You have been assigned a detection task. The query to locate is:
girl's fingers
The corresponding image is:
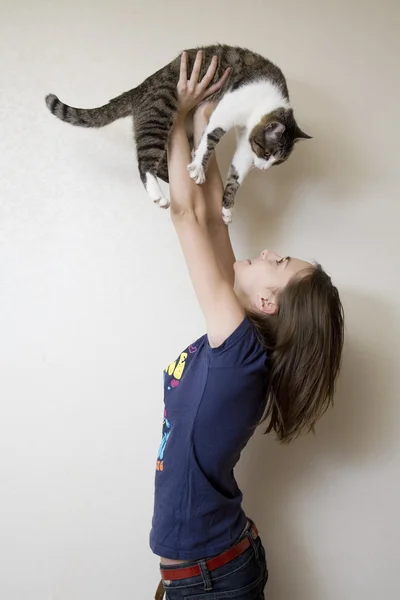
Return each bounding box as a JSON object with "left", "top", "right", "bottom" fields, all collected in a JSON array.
[
  {"left": 178, "top": 51, "right": 229, "bottom": 111},
  {"left": 190, "top": 50, "right": 203, "bottom": 84},
  {"left": 179, "top": 51, "right": 188, "bottom": 83},
  {"left": 200, "top": 55, "right": 218, "bottom": 89},
  {"left": 201, "top": 67, "right": 231, "bottom": 99}
]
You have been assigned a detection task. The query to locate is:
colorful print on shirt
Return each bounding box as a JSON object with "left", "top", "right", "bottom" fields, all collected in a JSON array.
[{"left": 155, "top": 343, "right": 198, "bottom": 472}]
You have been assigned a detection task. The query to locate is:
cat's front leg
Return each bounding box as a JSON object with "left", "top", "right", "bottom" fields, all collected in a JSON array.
[
  {"left": 222, "top": 132, "right": 254, "bottom": 224},
  {"left": 187, "top": 103, "right": 233, "bottom": 184}
]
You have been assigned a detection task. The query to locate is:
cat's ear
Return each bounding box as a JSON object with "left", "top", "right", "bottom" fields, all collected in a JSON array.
[
  {"left": 294, "top": 126, "right": 312, "bottom": 141},
  {"left": 264, "top": 121, "right": 285, "bottom": 140}
]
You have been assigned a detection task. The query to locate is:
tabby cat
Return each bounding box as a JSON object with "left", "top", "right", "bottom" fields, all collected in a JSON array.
[{"left": 45, "top": 44, "right": 311, "bottom": 223}]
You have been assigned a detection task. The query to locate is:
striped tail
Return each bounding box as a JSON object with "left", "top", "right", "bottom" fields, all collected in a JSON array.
[{"left": 45, "top": 90, "right": 133, "bottom": 128}]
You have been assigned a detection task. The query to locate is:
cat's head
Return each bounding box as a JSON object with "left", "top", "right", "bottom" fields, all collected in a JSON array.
[{"left": 249, "top": 108, "right": 311, "bottom": 170}]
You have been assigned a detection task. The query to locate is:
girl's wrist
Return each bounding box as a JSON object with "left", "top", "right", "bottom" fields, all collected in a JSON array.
[{"left": 193, "top": 111, "right": 209, "bottom": 145}]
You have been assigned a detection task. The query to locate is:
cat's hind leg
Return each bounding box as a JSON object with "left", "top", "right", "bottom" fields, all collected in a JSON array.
[
  {"left": 157, "top": 152, "right": 169, "bottom": 184},
  {"left": 134, "top": 104, "right": 176, "bottom": 208},
  {"left": 141, "top": 171, "right": 169, "bottom": 208}
]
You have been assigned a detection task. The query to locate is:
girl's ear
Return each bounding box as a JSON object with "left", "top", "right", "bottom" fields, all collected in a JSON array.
[{"left": 256, "top": 292, "right": 278, "bottom": 315}]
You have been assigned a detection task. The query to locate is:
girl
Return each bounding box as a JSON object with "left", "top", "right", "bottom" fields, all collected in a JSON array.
[{"left": 152, "top": 51, "right": 344, "bottom": 600}]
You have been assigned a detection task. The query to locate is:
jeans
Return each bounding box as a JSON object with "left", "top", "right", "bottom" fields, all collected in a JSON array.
[{"left": 160, "top": 531, "right": 268, "bottom": 599}]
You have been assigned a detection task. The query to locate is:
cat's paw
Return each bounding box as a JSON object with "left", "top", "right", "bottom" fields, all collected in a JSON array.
[
  {"left": 154, "top": 196, "right": 170, "bottom": 209},
  {"left": 187, "top": 161, "right": 206, "bottom": 185},
  {"left": 145, "top": 173, "right": 170, "bottom": 208},
  {"left": 222, "top": 207, "right": 233, "bottom": 225}
]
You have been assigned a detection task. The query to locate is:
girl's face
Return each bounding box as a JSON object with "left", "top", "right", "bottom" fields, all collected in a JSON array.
[{"left": 234, "top": 250, "right": 312, "bottom": 314}]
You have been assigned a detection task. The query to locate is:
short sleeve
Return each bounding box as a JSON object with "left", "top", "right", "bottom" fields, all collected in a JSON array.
[{"left": 207, "top": 317, "right": 266, "bottom": 368}]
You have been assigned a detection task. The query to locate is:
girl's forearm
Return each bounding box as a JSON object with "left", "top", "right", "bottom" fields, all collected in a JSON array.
[
  {"left": 167, "top": 50, "right": 231, "bottom": 222},
  {"left": 193, "top": 108, "right": 236, "bottom": 284},
  {"left": 192, "top": 110, "right": 225, "bottom": 224},
  {"left": 167, "top": 117, "right": 206, "bottom": 220}
]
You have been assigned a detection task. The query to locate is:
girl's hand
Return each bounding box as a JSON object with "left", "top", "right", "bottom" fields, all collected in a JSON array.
[
  {"left": 193, "top": 99, "right": 219, "bottom": 125},
  {"left": 176, "top": 50, "right": 230, "bottom": 118}
]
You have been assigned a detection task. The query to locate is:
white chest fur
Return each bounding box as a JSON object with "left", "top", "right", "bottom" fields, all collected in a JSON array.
[{"left": 216, "top": 79, "right": 291, "bottom": 130}]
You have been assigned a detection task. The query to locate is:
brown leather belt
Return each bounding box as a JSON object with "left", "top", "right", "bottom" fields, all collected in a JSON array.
[{"left": 160, "top": 522, "right": 258, "bottom": 582}]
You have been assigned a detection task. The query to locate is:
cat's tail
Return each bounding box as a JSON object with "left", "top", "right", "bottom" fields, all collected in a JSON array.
[{"left": 45, "top": 90, "right": 134, "bottom": 128}]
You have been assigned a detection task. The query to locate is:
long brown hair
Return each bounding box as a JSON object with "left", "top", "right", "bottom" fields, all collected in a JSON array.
[{"left": 247, "top": 264, "right": 344, "bottom": 443}]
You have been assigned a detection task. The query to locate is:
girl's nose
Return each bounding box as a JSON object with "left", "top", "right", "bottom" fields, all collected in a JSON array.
[{"left": 261, "top": 250, "right": 281, "bottom": 261}]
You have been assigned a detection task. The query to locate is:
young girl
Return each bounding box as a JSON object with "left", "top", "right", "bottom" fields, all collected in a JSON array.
[{"left": 151, "top": 52, "right": 344, "bottom": 600}]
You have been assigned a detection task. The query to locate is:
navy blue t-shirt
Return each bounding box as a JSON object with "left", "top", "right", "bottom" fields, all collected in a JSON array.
[{"left": 150, "top": 317, "right": 269, "bottom": 560}]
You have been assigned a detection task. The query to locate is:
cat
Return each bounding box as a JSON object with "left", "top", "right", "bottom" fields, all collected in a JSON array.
[{"left": 45, "top": 44, "right": 311, "bottom": 223}]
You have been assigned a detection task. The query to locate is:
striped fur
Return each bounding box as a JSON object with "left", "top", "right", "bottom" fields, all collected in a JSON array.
[{"left": 45, "top": 44, "right": 310, "bottom": 214}]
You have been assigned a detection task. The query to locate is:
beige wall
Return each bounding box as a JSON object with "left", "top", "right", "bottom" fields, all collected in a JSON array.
[{"left": 1, "top": 1, "right": 399, "bottom": 598}]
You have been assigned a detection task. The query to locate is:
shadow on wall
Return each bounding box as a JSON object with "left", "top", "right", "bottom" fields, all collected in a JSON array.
[
  {"left": 237, "top": 290, "right": 398, "bottom": 600},
  {"left": 226, "top": 80, "right": 390, "bottom": 599},
  {"left": 217, "top": 79, "right": 372, "bottom": 253}
]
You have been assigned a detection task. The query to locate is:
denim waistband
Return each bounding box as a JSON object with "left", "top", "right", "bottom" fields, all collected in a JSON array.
[{"left": 159, "top": 518, "right": 254, "bottom": 569}]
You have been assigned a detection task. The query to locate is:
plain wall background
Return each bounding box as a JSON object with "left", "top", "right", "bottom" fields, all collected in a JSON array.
[{"left": 1, "top": 0, "right": 399, "bottom": 598}]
